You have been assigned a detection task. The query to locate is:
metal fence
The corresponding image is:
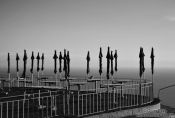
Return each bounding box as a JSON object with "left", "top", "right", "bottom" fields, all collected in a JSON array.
[{"left": 0, "top": 80, "right": 153, "bottom": 118}]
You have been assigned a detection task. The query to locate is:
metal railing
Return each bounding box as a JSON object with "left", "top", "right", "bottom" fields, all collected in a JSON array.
[{"left": 0, "top": 80, "right": 153, "bottom": 118}]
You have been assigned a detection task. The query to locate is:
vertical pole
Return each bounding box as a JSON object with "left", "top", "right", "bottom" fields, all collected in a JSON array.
[
  {"left": 31, "top": 73, "right": 33, "bottom": 87},
  {"left": 18, "top": 100, "right": 19, "bottom": 118},
  {"left": 8, "top": 73, "right": 10, "bottom": 91},
  {"left": 7, "top": 102, "right": 8, "bottom": 118},
  {"left": 12, "top": 101, "right": 14, "bottom": 118},
  {"left": 152, "top": 74, "right": 154, "bottom": 101},
  {"left": 17, "top": 72, "right": 19, "bottom": 87},
  {"left": 63, "top": 94, "right": 65, "bottom": 115},
  {"left": 55, "top": 73, "right": 57, "bottom": 87},
  {"left": 77, "top": 91, "right": 79, "bottom": 116},
  {"left": 73, "top": 94, "right": 74, "bottom": 116},
  {"left": 95, "top": 81, "right": 97, "bottom": 93},
  {"left": 1, "top": 103, "right": 2, "bottom": 118},
  {"left": 37, "top": 72, "right": 39, "bottom": 86}
]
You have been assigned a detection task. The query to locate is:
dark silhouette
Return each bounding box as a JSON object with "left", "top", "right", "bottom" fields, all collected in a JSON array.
[
  {"left": 7, "top": 53, "right": 10, "bottom": 74},
  {"left": 63, "top": 49, "right": 67, "bottom": 78},
  {"left": 36, "top": 53, "right": 40, "bottom": 72},
  {"left": 110, "top": 51, "right": 114, "bottom": 76},
  {"left": 150, "top": 47, "right": 154, "bottom": 75},
  {"left": 30, "top": 52, "right": 34, "bottom": 73},
  {"left": 114, "top": 50, "right": 118, "bottom": 72},
  {"left": 139, "top": 47, "right": 145, "bottom": 78},
  {"left": 106, "top": 47, "right": 111, "bottom": 79},
  {"left": 16, "top": 53, "right": 20, "bottom": 72},
  {"left": 99, "top": 47, "right": 103, "bottom": 76},
  {"left": 59, "top": 52, "right": 63, "bottom": 73},
  {"left": 53, "top": 50, "right": 58, "bottom": 74},
  {"left": 22, "top": 50, "right": 27, "bottom": 78},
  {"left": 41, "top": 53, "right": 44, "bottom": 71},
  {"left": 86, "top": 51, "right": 90, "bottom": 75},
  {"left": 67, "top": 51, "right": 70, "bottom": 77}
]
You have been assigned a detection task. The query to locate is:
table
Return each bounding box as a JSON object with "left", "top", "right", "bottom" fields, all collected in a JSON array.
[
  {"left": 87, "top": 78, "right": 101, "bottom": 92},
  {"left": 40, "top": 80, "right": 57, "bottom": 86},
  {"left": 70, "top": 82, "right": 87, "bottom": 91}
]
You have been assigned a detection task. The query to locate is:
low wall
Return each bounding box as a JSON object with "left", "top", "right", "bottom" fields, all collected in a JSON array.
[{"left": 85, "top": 99, "right": 160, "bottom": 118}]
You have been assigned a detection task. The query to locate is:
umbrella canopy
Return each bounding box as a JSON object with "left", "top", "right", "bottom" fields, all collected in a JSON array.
[
  {"left": 59, "top": 52, "right": 63, "bottom": 73},
  {"left": 86, "top": 51, "right": 90, "bottom": 75},
  {"left": 16, "top": 53, "right": 20, "bottom": 72},
  {"left": 106, "top": 47, "right": 111, "bottom": 79},
  {"left": 36, "top": 52, "right": 40, "bottom": 72},
  {"left": 150, "top": 47, "right": 154, "bottom": 75},
  {"left": 114, "top": 50, "right": 118, "bottom": 72},
  {"left": 41, "top": 53, "right": 44, "bottom": 71},
  {"left": 139, "top": 47, "right": 145, "bottom": 78},
  {"left": 30, "top": 51, "right": 34, "bottom": 73},
  {"left": 99, "top": 47, "right": 103, "bottom": 75},
  {"left": 22, "top": 50, "right": 27, "bottom": 78},
  {"left": 67, "top": 51, "right": 70, "bottom": 77},
  {"left": 53, "top": 50, "right": 58, "bottom": 74},
  {"left": 63, "top": 49, "right": 67, "bottom": 78},
  {"left": 7, "top": 53, "right": 10, "bottom": 73},
  {"left": 110, "top": 51, "right": 114, "bottom": 76}
]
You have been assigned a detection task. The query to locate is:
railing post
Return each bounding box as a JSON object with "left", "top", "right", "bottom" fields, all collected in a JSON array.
[
  {"left": 73, "top": 94, "right": 74, "bottom": 116},
  {"left": 63, "top": 92, "right": 65, "bottom": 115},
  {"left": 77, "top": 91, "right": 79, "bottom": 116},
  {"left": 1, "top": 102, "right": 2, "bottom": 118},
  {"left": 6, "top": 102, "right": 8, "bottom": 118}
]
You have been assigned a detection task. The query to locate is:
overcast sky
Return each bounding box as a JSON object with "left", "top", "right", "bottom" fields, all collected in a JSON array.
[{"left": 0, "top": 0, "right": 175, "bottom": 70}]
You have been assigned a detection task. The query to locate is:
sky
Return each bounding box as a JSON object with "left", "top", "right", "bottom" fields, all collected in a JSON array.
[{"left": 0, "top": 0, "right": 175, "bottom": 70}]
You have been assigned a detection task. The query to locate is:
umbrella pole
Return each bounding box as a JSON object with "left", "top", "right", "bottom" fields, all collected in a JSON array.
[
  {"left": 55, "top": 73, "right": 58, "bottom": 87},
  {"left": 17, "top": 72, "right": 19, "bottom": 87},
  {"left": 31, "top": 73, "right": 33, "bottom": 87},
  {"left": 8, "top": 73, "right": 11, "bottom": 91},
  {"left": 139, "top": 76, "right": 142, "bottom": 106},
  {"left": 152, "top": 74, "right": 154, "bottom": 101},
  {"left": 37, "top": 72, "right": 39, "bottom": 86}
]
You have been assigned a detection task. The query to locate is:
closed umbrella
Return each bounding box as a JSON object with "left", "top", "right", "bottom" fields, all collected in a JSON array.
[
  {"left": 63, "top": 49, "right": 67, "bottom": 79},
  {"left": 7, "top": 53, "right": 11, "bottom": 89},
  {"left": 30, "top": 51, "right": 34, "bottom": 86},
  {"left": 53, "top": 50, "right": 58, "bottom": 86},
  {"left": 59, "top": 52, "right": 63, "bottom": 79},
  {"left": 139, "top": 47, "right": 145, "bottom": 78},
  {"left": 99, "top": 47, "right": 103, "bottom": 83},
  {"left": 22, "top": 50, "right": 27, "bottom": 87},
  {"left": 99, "top": 47, "right": 103, "bottom": 76},
  {"left": 16, "top": 53, "right": 20, "bottom": 73},
  {"left": 110, "top": 51, "right": 114, "bottom": 78},
  {"left": 67, "top": 51, "right": 70, "bottom": 77},
  {"left": 16, "top": 53, "right": 20, "bottom": 87},
  {"left": 53, "top": 50, "right": 58, "bottom": 74},
  {"left": 41, "top": 53, "right": 44, "bottom": 75},
  {"left": 106, "top": 47, "right": 111, "bottom": 79},
  {"left": 86, "top": 51, "right": 90, "bottom": 77},
  {"left": 36, "top": 52, "right": 40, "bottom": 86},
  {"left": 114, "top": 50, "right": 118, "bottom": 72},
  {"left": 22, "top": 50, "right": 27, "bottom": 78},
  {"left": 139, "top": 47, "right": 145, "bottom": 106},
  {"left": 30, "top": 52, "right": 34, "bottom": 74},
  {"left": 150, "top": 47, "right": 155, "bottom": 100},
  {"left": 36, "top": 53, "right": 40, "bottom": 73}
]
